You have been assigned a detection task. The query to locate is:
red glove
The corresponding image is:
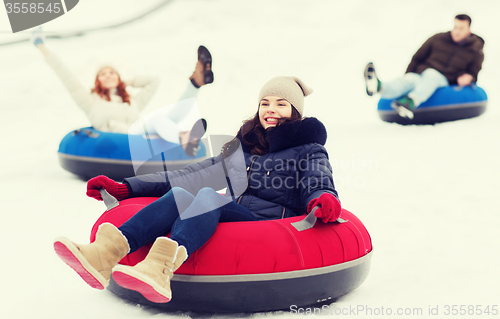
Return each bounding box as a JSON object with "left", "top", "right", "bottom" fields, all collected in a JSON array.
[
  {"left": 307, "top": 193, "right": 341, "bottom": 223},
  {"left": 86, "top": 175, "right": 130, "bottom": 201}
]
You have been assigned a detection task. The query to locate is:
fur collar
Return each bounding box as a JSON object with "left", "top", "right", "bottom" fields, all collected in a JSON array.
[{"left": 239, "top": 117, "right": 327, "bottom": 153}]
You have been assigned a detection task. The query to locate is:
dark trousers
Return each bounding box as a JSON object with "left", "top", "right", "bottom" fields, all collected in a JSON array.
[{"left": 119, "top": 187, "right": 258, "bottom": 256}]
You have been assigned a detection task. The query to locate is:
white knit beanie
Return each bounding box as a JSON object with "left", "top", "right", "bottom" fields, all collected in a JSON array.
[
  {"left": 258, "top": 76, "right": 313, "bottom": 115},
  {"left": 96, "top": 64, "right": 119, "bottom": 75}
]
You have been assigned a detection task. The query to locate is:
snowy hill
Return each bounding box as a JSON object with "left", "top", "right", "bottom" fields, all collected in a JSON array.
[{"left": 0, "top": 0, "right": 499, "bottom": 318}]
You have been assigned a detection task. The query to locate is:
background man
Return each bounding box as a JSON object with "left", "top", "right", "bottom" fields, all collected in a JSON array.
[{"left": 364, "top": 14, "right": 484, "bottom": 119}]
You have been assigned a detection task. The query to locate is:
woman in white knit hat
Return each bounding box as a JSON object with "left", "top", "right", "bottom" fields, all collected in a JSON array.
[
  {"left": 54, "top": 76, "right": 342, "bottom": 304},
  {"left": 31, "top": 27, "right": 212, "bottom": 156}
]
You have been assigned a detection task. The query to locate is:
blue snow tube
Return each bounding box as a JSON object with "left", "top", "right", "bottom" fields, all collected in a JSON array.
[
  {"left": 377, "top": 85, "right": 487, "bottom": 125},
  {"left": 58, "top": 127, "right": 207, "bottom": 180}
]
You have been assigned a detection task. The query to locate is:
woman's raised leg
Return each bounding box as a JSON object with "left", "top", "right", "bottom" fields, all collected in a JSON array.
[
  {"left": 53, "top": 187, "right": 195, "bottom": 290},
  {"left": 170, "top": 187, "right": 258, "bottom": 256},
  {"left": 112, "top": 187, "right": 257, "bottom": 303},
  {"left": 118, "top": 187, "right": 195, "bottom": 253}
]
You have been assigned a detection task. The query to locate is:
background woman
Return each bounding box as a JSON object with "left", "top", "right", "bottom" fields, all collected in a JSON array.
[
  {"left": 54, "top": 76, "right": 342, "bottom": 303},
  {"left": 32, "top": 27, "right": 213, "bottom": 155}
]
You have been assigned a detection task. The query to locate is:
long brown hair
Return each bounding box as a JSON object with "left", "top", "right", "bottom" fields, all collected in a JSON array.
[
  {"left": 222, "top": 105, "right": 302, "bottom": 157},
  {"left": 91, "top": 68, "right": 131, "bottom": 105}
]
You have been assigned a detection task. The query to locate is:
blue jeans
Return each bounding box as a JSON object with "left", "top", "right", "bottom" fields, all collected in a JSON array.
[
  {"left": 380, "top": 68, "right": 449, "bottom": 107},
  {"left": 119, "top": 187, "right": 258, "bottom": 256}
]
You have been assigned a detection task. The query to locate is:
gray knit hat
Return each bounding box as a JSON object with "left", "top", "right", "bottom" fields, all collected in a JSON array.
[{"left": 258, "top": 76, "right": 313, "bottom": 115}]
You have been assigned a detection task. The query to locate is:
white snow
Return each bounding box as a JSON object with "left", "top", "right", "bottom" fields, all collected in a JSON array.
[{"left": 1, "top": 0, "right": 499, "bottom": 318}]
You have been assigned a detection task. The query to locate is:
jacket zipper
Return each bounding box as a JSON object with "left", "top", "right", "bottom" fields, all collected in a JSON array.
[
  {"left": 246, "top": 156, "right": 258, "bottom": 196},
  {"left": 237, "top": 156, "right": 258, "bottom": 205}
]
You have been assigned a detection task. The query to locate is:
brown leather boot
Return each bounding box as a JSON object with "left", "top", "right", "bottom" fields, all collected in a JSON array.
[
  {"left": 111, "top": 237, "right": 187, "bottom": 303},
  {"left": 54, "top": 223, "right": 129, "bottom": 289},
  {"left": 189, "top": 45, "right": 213, "bottom": 88},
  {"left": 179, "top": 118, "right": 207, "bottom": 157}
]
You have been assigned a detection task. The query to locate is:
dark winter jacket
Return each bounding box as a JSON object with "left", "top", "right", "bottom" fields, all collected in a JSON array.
[
  {"left": 406, "top": 31, "right": 484, "bottom": 84},
  {"left": 124, "top": 117, "right": 339, "bottom": 220}
]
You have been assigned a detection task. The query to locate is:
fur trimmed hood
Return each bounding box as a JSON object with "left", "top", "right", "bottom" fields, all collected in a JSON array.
[{"left": 239, "top": 117, "right": 327, "bottom": 153}]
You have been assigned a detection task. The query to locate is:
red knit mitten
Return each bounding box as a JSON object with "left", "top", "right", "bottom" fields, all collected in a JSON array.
[
  {"left": 86, "top": 175, "right": 130, "bottom": 201},
  {"left": 307, "top": 193, "right": 342, "bottom": 223}
]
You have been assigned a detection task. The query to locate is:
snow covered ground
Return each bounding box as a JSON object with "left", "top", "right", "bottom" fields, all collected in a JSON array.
[{"left": 1, "top": 0, "right": 499, "bottom": 318}]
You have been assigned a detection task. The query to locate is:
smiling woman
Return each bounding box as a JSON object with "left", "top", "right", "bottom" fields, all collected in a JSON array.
[
  {"left": 53, "top": 75, "right": 370, "bottom": 310},
  {"left": 91, "top": 66, "right": 131, "bottom": 105},
  {"left": 33, "top": 40, "right": 160, "bottom": 134},
  {"left": 237, "top": 76, "right": 312, "bottom": 155},
  {"left": 31, "top": 26, "right": 215, "bottom": 157},
  {"left": 259, "top": 96, "right": 293, "bottom": 129}
]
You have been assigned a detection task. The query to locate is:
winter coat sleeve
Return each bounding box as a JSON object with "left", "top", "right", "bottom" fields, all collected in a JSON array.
[
  {"left": 131, "top": 76, "right": 160, "bottom": 111},
  {"left": 297, "top": 144, "right": 339, "bottom": 212},
  {"left": 406, "top": 34, "right": 436, "bottom": 74},
  {"left": 44, "top": 52, "right": 95, "bottom": 114},
  {"left": 465, "top": 48, "right": 484, "bottom": 83},
  {"left": 124, "top": 144, "right": 248, "bottom": 198}
]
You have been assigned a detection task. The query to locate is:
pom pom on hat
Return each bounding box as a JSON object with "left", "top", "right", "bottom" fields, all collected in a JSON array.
[{"left": 258, "top": 76, "right": 313, "bottom": 115}]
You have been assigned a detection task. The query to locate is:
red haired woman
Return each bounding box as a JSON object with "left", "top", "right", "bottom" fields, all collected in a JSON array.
[{"left": 32, "top": 27, "right": 212, "bottom": 155}]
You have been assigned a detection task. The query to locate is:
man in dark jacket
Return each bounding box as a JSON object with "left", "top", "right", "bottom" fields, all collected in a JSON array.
[{"left": 364, "top": 14, "right": 484, "bottom": 119}]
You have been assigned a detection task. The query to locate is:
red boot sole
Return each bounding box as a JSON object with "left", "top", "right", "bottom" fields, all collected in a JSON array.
[
  {"left": 53, "top": 240, "right": 105, "bottom": 290},
  {"left": 112, "top": 271, "right": 171, "bottom": 303}
]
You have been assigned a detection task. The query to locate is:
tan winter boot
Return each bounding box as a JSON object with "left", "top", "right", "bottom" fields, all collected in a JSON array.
[
  {"left": 111, "top": 237, "right": 187, "bottom": 303},
  {"left": 53, "top": 223, "right": 129, "bottom": 290},
  {"left": 172, "top": 245, "right": 188, "bottom": 275}
]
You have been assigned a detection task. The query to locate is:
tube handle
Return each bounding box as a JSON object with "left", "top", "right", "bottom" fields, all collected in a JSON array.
[
  {"left": 99, "top": 189, "right": 119, "bottom": 211},
  {"left": 291, "top": 206, "right": 346, "bottom": 231}
]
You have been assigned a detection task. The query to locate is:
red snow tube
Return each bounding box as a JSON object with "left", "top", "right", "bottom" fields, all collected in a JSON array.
[{"left": 90, "top": 197, "right": 373, "bottom": 313}]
